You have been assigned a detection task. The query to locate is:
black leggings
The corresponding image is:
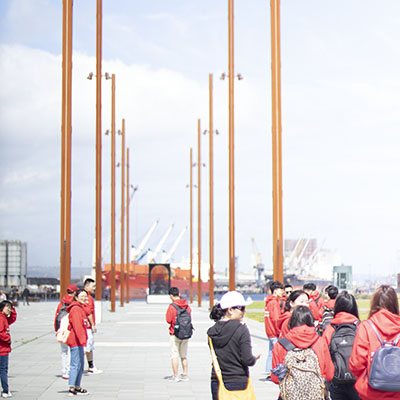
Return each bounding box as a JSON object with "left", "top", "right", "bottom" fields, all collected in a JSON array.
[{"left": 211, "top": 380, "right": 248, "bottom": 400}]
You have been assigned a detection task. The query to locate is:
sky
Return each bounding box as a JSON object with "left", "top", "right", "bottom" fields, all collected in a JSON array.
[{"left": 1, "top": 0, "right": 400, "bottom": 278}]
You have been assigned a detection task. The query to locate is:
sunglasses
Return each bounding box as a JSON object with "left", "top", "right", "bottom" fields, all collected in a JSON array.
[
  {"left": 232, "top": 306, "right": 246, "bottom": 312},
  {"left": 285, "top": 291, "right": 292, "bottom": 295}
]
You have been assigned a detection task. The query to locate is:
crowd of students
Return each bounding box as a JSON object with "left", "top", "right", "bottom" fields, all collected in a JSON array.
[{"left": 263, "top": 281, "right": 400, "bottom": 400}]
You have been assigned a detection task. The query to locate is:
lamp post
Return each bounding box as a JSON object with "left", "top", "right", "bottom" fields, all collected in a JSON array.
[
  {"left": 197, "top": 119, "right": 202, "bottom": 307},
  {"left": 95, "top": 0, "right": 103, "bottom": 302},
  {"left": 104, "top": 73, "right": 115, "bottom": 312},
  {"left": 125, "top": 147, "right": 130, "bottom": 304},
  {"left": 60, "top": 0, "right": 73, "bottom": 298},
  {"left": 118, "top": 119, "right": 125, "bottom": 306},
  {"left": 189, "top": 147, "right": 194, "bottom": 304},
  {"left": 203, "top": 74, "right": 219, "bottom": 308},
  {"left": 270, "top": 0, "right": 284, "bottom": 282}
]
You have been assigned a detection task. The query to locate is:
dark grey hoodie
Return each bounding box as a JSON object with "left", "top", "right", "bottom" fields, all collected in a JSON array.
[{"left": 207, "top": 319, "right": 256, "bottom": 383}]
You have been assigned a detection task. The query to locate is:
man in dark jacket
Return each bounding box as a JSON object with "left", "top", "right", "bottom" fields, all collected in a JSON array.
[{"left": 165, "top": 287, "right": 191, "bottom": 382}]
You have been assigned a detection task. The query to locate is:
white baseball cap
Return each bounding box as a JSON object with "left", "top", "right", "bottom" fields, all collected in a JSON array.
[{"left": 219, "top": 291, "right": 253, "bottom": 309}]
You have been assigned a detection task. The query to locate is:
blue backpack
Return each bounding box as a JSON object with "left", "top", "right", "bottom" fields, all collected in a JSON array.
[{"left": 367, "top": 320, "right": 400, "bottom": 392}]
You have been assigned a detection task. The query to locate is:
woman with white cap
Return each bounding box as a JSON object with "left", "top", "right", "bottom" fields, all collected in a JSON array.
[{"left": 207, "top": 291, "right": 261, "bottom": 400}]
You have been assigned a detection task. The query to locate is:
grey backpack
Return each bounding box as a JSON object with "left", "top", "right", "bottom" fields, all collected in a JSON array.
[{"left": 367, "top": 320, "right": 400, "bottom": 392}]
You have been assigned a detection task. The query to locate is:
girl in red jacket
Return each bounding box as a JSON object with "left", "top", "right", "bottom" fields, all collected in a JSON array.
[
  {"left": 0, "top": 300, "right": 17, "bottom": 398},
  {"left": 278, "top": 290, "right": 309, "bottom": 338},
  {"left": 67, "top": 289, "right": 90, "bottom": 396},
  {"left": 271, "top": 306, "right": 334, "bottom": 396},
  {"left": 349, "top": 285, "right": 400, "bottom": 400},
  {"left": 322, "top": 291, "right": 360, "bottom": 400}
]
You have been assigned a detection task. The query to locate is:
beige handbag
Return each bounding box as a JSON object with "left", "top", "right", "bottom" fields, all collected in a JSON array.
[{"left": 208, "top": 337, "right": 257, "bottom": 400}]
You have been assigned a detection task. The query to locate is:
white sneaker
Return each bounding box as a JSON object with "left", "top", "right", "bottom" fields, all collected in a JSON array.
[
  {"left": 1, "top": 392, "right": 12, "bottom": 398},
  {"left": 87, "top": 366, "right": 103, "bottom": 374},
  {"left": 166, "top": 375, "right": 181, "bottom": 382},
  {"left": 179, "top": 374, "right": 189, "bottom": 382},
  {"left": 62, "top": 374, "right": 69, "bottom": 380}
]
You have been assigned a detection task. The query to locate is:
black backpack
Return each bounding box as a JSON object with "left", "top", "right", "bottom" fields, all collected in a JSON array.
[
  {"left": 55, "top": 302, "right": 69, "bottom": 331},
  {"left": 367, "top": 320, "right": 400, "bottom": 392},
  {"left": 329, "top": 322, "right": 359, "bottom": 384},
  {"left": 172, "top": 304, "right": 193, "bottom": 340}
]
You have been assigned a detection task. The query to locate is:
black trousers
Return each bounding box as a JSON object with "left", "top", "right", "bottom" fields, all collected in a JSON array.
[
  {"left": 211, "top": 380, "right": 248, "bottom": 400},
  {"left": 329, "top": 382, "right": 361, "bottom": 400}
]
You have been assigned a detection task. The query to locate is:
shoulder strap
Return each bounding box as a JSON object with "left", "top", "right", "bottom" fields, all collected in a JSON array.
[
  {"left": 367, "top": 320, "right": 384, "bottom": 345},
  {"left": 208, "top": 337, "right": 223, "bottom": 384},
  {"left": 278, "top": 337, "right": 296, "bottom": 352},
  {"left": 171, "top": 303, "right": 182, "bottom": 311}
]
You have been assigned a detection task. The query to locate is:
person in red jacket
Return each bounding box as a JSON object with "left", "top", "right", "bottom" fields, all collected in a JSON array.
[
  {"left": 322, "top": 291, "right": 360, "bottom": 400},
  {"left": 271, "top": 306, "right": 334, "bottom": 397},
  {"left": 0, "top": 301, "right": 16, "bottom": 398},
  {"left": 349, "top": 285, "right": 400, "bottom": 400},
  {"left": 303, "top": 282, "right": 324, "bottom": 326},
  {"left": 264, "top": 280, "right": 284, "bottom": 380},
  {"left": 165, "top": 287, "right": 192, "bottom": 382},
  {"left": 54, "top": 284, "right": 79, "bottom": 380},
  {"left": 67, "top": 289, "right": 91, "bottom": 396},
  {"left": 278, "top": 290, "right": 309, "bottom": 339}
]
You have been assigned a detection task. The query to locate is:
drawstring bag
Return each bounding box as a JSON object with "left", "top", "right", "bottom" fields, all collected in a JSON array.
[{"left": 208, "top": 337, "right": 257, "bottom": 400}]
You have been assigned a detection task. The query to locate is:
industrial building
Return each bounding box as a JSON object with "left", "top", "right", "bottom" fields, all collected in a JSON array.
[{"left": 0, "top": 240, "right": 27, "bottom": 288}]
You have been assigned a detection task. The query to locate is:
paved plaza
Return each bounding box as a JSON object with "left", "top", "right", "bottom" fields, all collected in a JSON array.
[{"left": 9, "top": 300, "right": 279, "bottom": 399}]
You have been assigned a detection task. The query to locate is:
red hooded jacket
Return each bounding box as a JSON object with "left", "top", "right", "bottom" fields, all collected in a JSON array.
[
  {"left": 54, "top": 294, "right": 74, "bottom": 332},
  {"left": 319, "top": 298, "right": 336, "bottom": 320},
  {"left": 264, "top": 295, "right": 282, "bottom": 338},
  {"left": 349, "top": 309, "right": 400, "bottom": 400},
  {"left": 271, "top": 324, "right": 334, "bottom": 384},
  {"left": 166, "top": 299, "right": 191, "bottom": 336},
  {"left": 83, "top": 293, "right": 95, "bottom": 326},
  {"left": 0, "top": 309, "right": 17, "bottom": 355},
  {"left": 277, "top": 311, "right": 291, "bottom": 338},
  {"left": 322, "top": 311, "right": 359, "bottom": 347},
  {"left": 67, "top": 301, "right": 90, "bottom": 348},
  {"left": 309, "top": 292, "right": 324, "bottom": 322}
]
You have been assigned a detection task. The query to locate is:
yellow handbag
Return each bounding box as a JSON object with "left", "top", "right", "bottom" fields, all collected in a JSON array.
[{"left": 208, "top": 337, "right": 257, "bottom": 400}]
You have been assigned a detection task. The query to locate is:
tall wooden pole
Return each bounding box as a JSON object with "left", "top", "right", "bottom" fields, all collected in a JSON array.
[
  {"left": 189, "top": 148, "right": 193, "bottom": 304},
  {"left": 120, "top": 119, "right": 125, "bottom": 306},
  {"left": 197, "top": 119, "right": 202, "bottom": 307},
  {"left": 95, "top": 0, "right": 103, "bottom": 301},
  {"left": 126, "top": 147, "right": 130, "bottom": 303},
  {"left": 60, "top": 0, "right": 72, "bottom": 298},
  {"left": 209, "top": 74, "right": 215, "bottom": 308},
  {"left": 271, "top": 0, "right": 284, "bottom": 282},
  {"left": 110, "top": 74, "right": 116, "bottom": 312},
  {"left": 228, "top": 0, "right": 236, "bottom": 290}
]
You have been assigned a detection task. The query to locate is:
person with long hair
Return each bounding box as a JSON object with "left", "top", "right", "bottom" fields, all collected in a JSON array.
[
  {"left": 278, "top": 290, "right": 309, "bottom": 338},
  {"left": 207, "top": 291, "right": 261, "bottom": 400},
  {"left": 322, "top": 291, "right": 360, "bottom": 400},
  {"left": 271, "top": 306, "right": 334, "bottom": 390},
  {"left": 349, "top": 285, "right": 400, "bottom": 400},
  {"left": 67, "top": 289, "right": 90, "bottom": 396}
]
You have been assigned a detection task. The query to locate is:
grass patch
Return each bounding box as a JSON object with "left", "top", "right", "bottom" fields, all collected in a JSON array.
[
  {"left": 246, "top": 312, "right": 264, "bottom": 323},
  {"left": 247, "top": 301, "right": 264, "bottom": 310}
]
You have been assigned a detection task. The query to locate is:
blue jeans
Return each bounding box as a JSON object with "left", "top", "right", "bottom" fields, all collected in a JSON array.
[
  {"left": 266, "top": 337, "right": 278, "bottom": 374},
  {"left": 0, "top": 355, "right": 9, "bottom": 393},
  {"left": 69, "top": 346, "right": 84, "bottom": 388}
]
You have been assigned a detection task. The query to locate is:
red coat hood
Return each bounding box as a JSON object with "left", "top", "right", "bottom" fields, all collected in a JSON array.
[
  {"left": 61, "top": 294, "right": 74, "bottom": 305},
  {"left": 67, "top": 301, "right": 84, "bottom": 311},
  {"left": 310, "top": 292, "right": 321, "bottom": 302},
  {"left": 370, "top": 308, "right": 400, "bottom": 338},
  {"left": 330, "top": 311, "right": 359, "bottom": 326},
  {"left": 286, "top": 325, "right": 319, "bottom": 348},
  {"left": 324, "top": 299, "right": 336, "bottom": 310},
  {"left": 265, "top": 295, "right": 280, "bottom": 307},
  {"left": 277, "top": 311, "right": 291, "bottom": 331},
  {"left": 173, "top": 299, "right": 189, "bottom": 309}
]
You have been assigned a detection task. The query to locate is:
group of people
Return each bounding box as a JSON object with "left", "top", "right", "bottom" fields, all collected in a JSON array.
[
  {"left": 54, "top": 278, "right": 102, "bottom": 397},
  {"left": 165, "top": 283, "right": 400, "bottom": 400},
  {"left": 263, "top": 281, "right": 400, "bottom": 400}
]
